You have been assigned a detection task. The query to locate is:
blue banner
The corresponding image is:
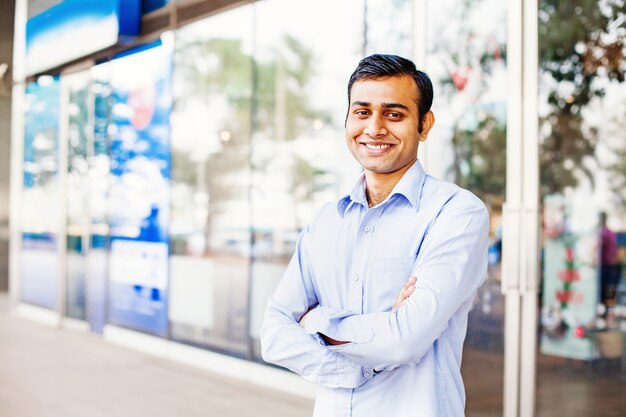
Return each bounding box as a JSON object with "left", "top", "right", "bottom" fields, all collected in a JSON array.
[
  {"left": 26, "top": 0, "right": 140, "bottom": 76},
  {"left": 102, "top": 41, "right": 172, "bottom": 336}
]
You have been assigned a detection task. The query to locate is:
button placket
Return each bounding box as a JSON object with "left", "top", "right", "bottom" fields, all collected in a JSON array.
[{"left": 350, "top": 210, "right": 375, "bottom": 313}]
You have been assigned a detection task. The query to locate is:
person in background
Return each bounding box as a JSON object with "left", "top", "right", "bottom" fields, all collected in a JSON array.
[
  {"left": 261, "top": 54, "right": 489, "bottom": 417},
  {"left": 599, "top": 212, "right": 619, "bottom": 305}
]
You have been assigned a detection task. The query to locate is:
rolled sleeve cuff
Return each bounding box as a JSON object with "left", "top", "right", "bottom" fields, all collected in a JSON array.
[{"left": 303, "top": 306, "right": 374, "bottom": 345}]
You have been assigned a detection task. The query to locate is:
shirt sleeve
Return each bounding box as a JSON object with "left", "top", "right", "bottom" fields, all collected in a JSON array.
[
  {"left": 302, "top": 196, "right": 490, "bottom": 371},
  {"left": 260, "top": 226, "right": 375, "bottom": 389}
]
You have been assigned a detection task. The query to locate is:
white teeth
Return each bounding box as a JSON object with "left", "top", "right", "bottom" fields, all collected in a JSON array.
[{"left": 365, "top": 143, "right": 391, "bottom": 150}]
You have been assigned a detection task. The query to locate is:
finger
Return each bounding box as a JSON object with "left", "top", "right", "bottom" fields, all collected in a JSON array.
[
  {"left": 395, "top": 280, "right": 416, "bottom": 304},
  {"left": 404, "top": 284, "right": 415, "bottom": 298},
  {"left": 402, "top": 276, "right": 417, "bottom": 289},
  {"left": 393, "top": 286, "right": 415, "bottom": 311}
]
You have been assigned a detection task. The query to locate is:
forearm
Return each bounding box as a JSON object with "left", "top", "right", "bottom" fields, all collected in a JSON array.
[
  {"left": 261, "top": 298, "right": 375, "bottom": 388},
  {"left": 304, "top": 202, "right": 489, "bottom": 370},
  {"left": 304, "top": 293, "right": 470, "bottom": 370}
]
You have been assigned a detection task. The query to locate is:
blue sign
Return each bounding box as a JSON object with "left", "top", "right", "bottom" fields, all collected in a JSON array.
[
  {"left": 101, "top": 41, "right": 172, "bottom": 337},
  {"left": 26, "top": 0, "right": 140, "bottom": 76}
]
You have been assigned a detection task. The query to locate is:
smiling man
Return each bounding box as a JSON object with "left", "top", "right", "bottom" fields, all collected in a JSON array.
[{"left": 261, "top": 54, "right": 489, "bottom": 417}]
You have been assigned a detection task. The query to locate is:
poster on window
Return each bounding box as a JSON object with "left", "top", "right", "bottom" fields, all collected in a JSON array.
[
  {"left": 106, "top": 40, "right": 172, "bottom": 336},
  {"left": 541, "top": 194, "right": 599, "bottom": 360}
]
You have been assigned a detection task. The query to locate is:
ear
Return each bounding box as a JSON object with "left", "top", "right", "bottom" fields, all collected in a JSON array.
[{"left": 418, "top": 111, "right": 435, "bottom": 142}]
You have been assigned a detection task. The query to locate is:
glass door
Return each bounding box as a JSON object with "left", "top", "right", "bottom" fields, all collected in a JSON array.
[
  {"left": 535, "top": 1, "right": 626, "bottom": 416},
  {"left": 423, "top": 1, "right": 508, "bottom": 415}
]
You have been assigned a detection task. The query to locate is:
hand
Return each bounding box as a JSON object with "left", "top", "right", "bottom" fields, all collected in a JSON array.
[
  {"left": 300, "top": 308, "right": 349, "bottom": 345},
  {"left": 392, "top": 276, "right": 416, "bottom": 312},
  {"left": 320, "top": 334, "right": 349, "bottom": 345},
  {"left": 299, "top": 308, "right": 313, "bottom": 328}
]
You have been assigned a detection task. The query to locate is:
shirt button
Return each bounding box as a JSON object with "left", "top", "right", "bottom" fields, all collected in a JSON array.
[
  {"left": 363, "top": 372, "right": 371, "bottom": 378},
  {"left": 365, "top": 226, "right": 370, "bottom": 233},
  {"left": 355, "top": 274, "right": 360, "bottom": 282}
]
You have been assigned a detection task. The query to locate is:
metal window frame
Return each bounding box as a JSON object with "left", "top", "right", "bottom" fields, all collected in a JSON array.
[{"left": 503, "top": 1, "right": 539, "bottom": 417}]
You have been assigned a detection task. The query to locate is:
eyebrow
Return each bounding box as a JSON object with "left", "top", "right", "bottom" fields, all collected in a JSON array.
[
  {"left": 382, "top": 102, "right": 410, "bottom": 111},
  {"left": 350, "top": 101, "right": 410, "bottom": 111}
]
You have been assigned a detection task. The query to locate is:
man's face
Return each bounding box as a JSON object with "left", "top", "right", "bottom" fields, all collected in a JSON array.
[{"left": 345, "top": 75, "right": 431, "bottom": 177}]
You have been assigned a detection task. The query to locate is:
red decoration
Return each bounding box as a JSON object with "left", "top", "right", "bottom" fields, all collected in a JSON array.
[
  {"left": 556, "top": 290, "right": 572, "bottom": 303},
  {"left": 555, "top": 242, "right": 580, "bottom": 309},
  {"left": 451, "top": 65, "right": 471, "bottom": 92},
  {"left": 558, "top": 269, "right": 580, "bottom": 282},
  {"left": 574, "top": 325, "right": 586, "bottom": 338}
]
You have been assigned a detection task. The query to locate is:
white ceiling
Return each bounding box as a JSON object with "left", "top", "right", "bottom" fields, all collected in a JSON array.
[{"left": 28, "top": 0, "right": 63, "bottom": 18}]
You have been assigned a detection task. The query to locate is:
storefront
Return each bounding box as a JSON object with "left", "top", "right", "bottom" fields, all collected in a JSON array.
[{"left": 10, "top": 1, "right": 626, "bottom": 416}]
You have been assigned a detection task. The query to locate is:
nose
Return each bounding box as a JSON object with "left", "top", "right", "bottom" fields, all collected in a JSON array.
[{"left": 364, "top": 115, "right": 387, "bottom": 137}]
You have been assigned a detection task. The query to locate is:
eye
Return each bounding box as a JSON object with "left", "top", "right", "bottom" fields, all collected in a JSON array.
[
  {"left": 354, "top": 109, "right": 370, "bottom": 118},
  {"left": 386, "top": 112, "right": 403, "bottom": 120}
]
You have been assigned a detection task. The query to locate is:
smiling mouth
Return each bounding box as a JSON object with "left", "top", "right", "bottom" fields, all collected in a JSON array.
[
  {"left": 361, "top": 143, "right": 393, "bottom": 151},
  {"left": 364, "top": 143, "right": 391, "bottom": 150}
]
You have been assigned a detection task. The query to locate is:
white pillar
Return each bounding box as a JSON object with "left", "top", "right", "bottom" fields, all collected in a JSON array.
[
  {"left": 503, "top": 0, "right": 539, "bottom": 416},
  {"left": 9, "top": 0, "right": 28, "bottom": 309}
]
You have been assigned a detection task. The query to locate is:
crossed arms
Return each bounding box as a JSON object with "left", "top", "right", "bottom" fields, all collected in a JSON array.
[{"left": 260, "top": 199, "right": 489, "bottom": 388}]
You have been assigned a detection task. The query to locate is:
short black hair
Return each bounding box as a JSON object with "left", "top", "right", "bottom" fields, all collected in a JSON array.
[{"left": 347, "top": 54, "right": 433, "bottom": 132}]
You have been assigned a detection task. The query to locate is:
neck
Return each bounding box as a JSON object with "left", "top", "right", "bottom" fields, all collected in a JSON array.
[{"left": 364, "top": 160, "right": 415, "bottom": 208}]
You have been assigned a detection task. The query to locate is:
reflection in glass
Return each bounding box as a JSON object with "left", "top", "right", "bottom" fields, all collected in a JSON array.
[
  {"left": 85, "top": 69, "right": 112, "bottom": 334},
  {"left": 364, "top": 0, "right": 412, "bottom": 56},
  {"left": 170, "top": 6, "right": 253, "bottom": 355},
  {"left": 426, "top": 0, "right": 507, "bottom": 415},
  {"left": 537, "top": 1, "right": 626, "bottom": 415},
  {"left": 21, "top": 76, "right": 61, "bottom": 309},
  {"left": 250, "top": 0, "right": 364, "bottom": 360},
  {"left": 103, "top": 42, "right": 173, "bottom": 337},
  {"left": 64, "top": 74, "right": 91, "bottom": 320}
]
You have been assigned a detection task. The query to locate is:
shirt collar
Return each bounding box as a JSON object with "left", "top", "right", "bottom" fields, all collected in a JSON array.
[{"left": 336, "top": 160, "right": 426, "bottom": 217}]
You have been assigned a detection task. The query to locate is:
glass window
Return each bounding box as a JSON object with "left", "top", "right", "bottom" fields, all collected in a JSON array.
[
  {"left": 364, "top": 0, "right": 412, "bottom": 56},
  {"left": 21, "top": 76, "right": 61, "bottom": 310},
  {"left": 250, "top": 0, "right": 364, "bottom": 360},
  {"left": 425, "top": 0, "right": 508, "bottom": 415},
  {"left": 170, "top": 6, "right": 254, "bottom": 355},
  {"left": 102, "top": 41, "right": 173, "bottom": 337}
]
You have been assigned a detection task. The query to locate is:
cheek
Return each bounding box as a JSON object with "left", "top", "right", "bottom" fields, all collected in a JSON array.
[{"left": 345, "top": 123, "right": 361, "bottom": 142}]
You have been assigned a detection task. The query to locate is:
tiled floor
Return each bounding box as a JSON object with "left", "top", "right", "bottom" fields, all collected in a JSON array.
[
  {"left": 0, "top": 295, "right": 313, "bottom": 417},
  {"left": 2, "top": 292, "right": 625, "bottom": 417}
]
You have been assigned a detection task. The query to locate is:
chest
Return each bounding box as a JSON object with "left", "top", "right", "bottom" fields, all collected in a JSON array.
[{"left": 308, "top": 202, "right": 433, "bottom": 313}]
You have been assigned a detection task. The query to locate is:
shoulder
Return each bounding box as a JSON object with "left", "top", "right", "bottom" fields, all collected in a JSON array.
[
  {"left": 422, "top": 175, "right": 489, "bottom": 221},
  {"left": 306, "top": 201, "right": 342, "bottom": 236}
]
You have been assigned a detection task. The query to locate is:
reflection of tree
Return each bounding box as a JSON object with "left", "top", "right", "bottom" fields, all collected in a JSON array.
[
  {"left": 435, "top": 0, "right": 507, "bottom": 205},
  {"left": 290, "top": 156, "right": 328, "bottom": 228},
  {"left": 538, "top": 0, "right": 625, "bottom": 195},
  {"left": 451, "top": 114, "right": 506, "bottom": 204},
  {"left": 256, "top": 34, "right": 329, "bottom": 141},
  {"left": 607, "top": 146, "right": 626, "bottom": 206},
  {"left": 173, "top": 33, "right": 329, "bottom": 253},
  {"left": 255, "top": 36, "right": 331, "bottom": 233},
  {"left": 174, "top": 37, "right": 253, "bottom": 253}
]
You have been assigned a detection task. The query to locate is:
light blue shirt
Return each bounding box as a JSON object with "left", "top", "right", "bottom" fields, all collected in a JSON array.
[{"left": 261, "top": 160, "right": 489, "bottom": 417}]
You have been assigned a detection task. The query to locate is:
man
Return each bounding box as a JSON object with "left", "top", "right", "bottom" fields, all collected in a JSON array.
[
  {"left": 599, "top": 212, "right": 619, "bottom": 304},
  {"left": 261, "top": 54, "right": 489, "bottom": 417}
]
